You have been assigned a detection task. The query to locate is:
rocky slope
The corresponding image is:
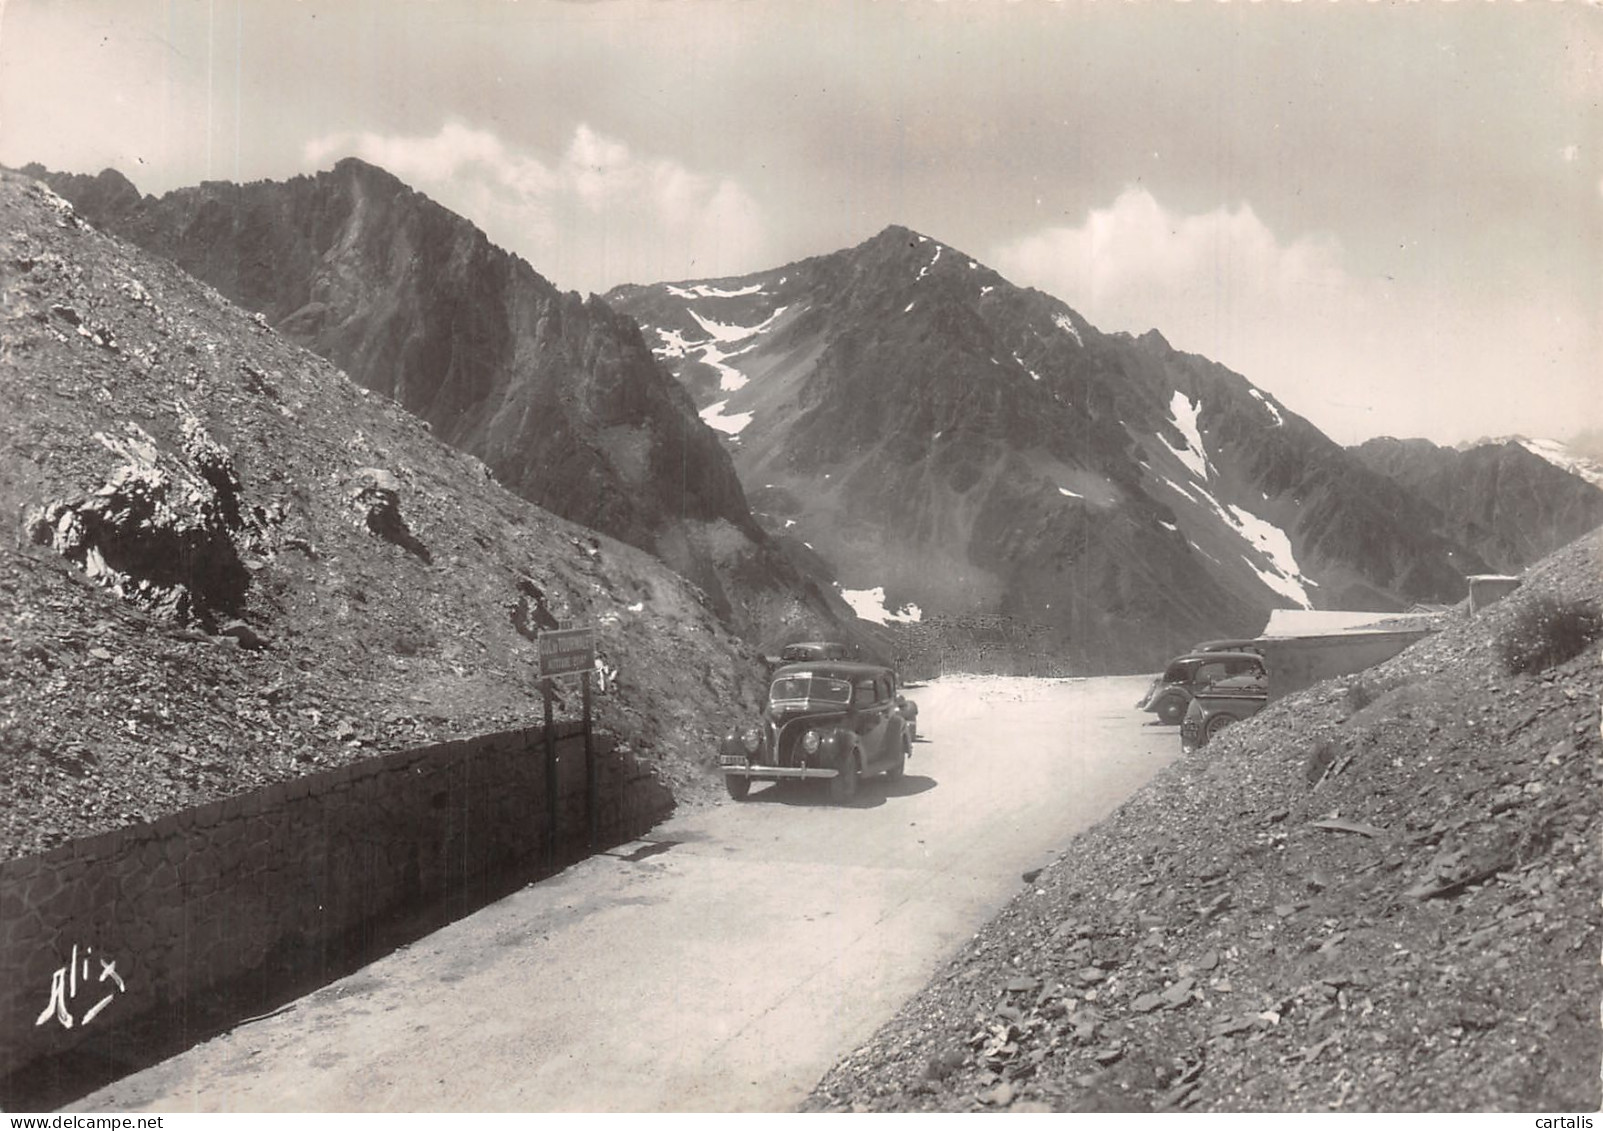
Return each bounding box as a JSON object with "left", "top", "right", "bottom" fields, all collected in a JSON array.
[
  {"left": 1355, "top": 436, "right": 1603, "bottom": 573},
  {"left": 608, "top": 228, "right": 1486, "bottom": 673},
  {"left": 805, "top": 530, "right": 1602, "bottom": 1112},
  {"left": 0, "top": 169, "right": 773, "bottom": 861},
  {"left": 30, "top": 162, "right": 841, "bottom": 645}
]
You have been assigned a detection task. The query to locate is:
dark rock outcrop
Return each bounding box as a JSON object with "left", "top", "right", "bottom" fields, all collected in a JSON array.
[{"left": 24, "top": 414, "right": 252, "bottom": 626}]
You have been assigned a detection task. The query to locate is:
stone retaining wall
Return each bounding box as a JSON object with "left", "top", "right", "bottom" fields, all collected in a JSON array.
[{"left": 0, "top": 722, "right": 673, "bottom": 1091}]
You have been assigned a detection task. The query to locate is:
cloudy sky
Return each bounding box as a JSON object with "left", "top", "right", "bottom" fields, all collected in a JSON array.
[{"left": 2, "top": 1, "right": 1597, "bottom": 447}]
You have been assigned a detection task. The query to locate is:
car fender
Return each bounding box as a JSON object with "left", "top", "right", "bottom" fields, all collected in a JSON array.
[
  {"left": 814, "top": 727, "right": 853, "bottom": 769},
  {"left": 1147, "top": 688, "right": 1187, "bottom": 714}
]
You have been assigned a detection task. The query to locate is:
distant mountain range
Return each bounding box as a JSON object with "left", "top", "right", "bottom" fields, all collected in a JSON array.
[
  {"left": 29, "top": 161, "right": 844, "bottom": 647},
  {"left": 606, "top": 226, "right": 1544, "bottom": 668},
  {"left": 33, "top": 162, "right": 1603, "bottom": 672},
  {"left": 1352, "top": 436, "right": 1603, "bottom": 573}
]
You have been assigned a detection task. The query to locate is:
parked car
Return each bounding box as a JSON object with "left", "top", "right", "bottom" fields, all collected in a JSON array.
[
  {"left": 895, "top": 691, "right": 918, "bottom": 742},
  {"left": 718, "top": 661, "right": 912, "bottom": 802},
  {"left": 1138, "top": 651, "right": 1232, "bottom": 725},
  {"left": 1138, "top": 647, "right": 1270, "bottom": 724},
  {"left": 1190, "top": 638, "right": 1266, "bottom": 655},
  {"left": 761, "top": 639, "right": 856, "bottom": 673},
  {"left": 1179, "top": 653, "right": 1270, "bottom": 752},
  {"left": 782, "top": 640, "right": 854, "bottom": 663}
]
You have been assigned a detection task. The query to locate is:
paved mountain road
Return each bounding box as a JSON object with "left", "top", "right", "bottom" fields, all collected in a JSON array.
[{"left": 73, "top": 675, "right": 1179, "bottom": 1112}]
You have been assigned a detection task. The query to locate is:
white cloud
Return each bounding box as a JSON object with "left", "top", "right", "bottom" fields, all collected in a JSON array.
[
  {"left": 993, "top": 187, "right": 1350, "bottom": 362},
  {"left": 302, "top": 121, "right": 768, "bottom": 294},
  {"left": 989, "top": 188, "right": 1594, "bottom": 446}
]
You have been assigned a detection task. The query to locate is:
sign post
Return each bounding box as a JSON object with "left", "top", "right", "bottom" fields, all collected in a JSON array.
[{"left": 537, "top": 625, "right": 597, "bottom": 856}]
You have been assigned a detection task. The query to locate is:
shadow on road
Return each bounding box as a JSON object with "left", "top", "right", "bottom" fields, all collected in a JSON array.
[{"left": 744, "top": 774, "right": 937, "bottom": 809}]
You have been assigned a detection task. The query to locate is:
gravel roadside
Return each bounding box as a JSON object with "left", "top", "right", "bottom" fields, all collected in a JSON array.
[{"left": 806, "top": 531, "right": 1602, "bottom": 1113}]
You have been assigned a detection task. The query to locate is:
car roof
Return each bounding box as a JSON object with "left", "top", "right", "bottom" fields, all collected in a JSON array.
[
  {"left": 1193, "top": 638, "right": 1261, "bottom": 651},
  {"left": 771, "top": 661, "right": 889, "bottom": 681},
  {"left": 1184, "top": 651, "right": 1266, "bottom": 664}
]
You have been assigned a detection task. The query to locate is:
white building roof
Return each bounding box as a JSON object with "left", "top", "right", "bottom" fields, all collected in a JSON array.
[{"left": 1259, "top": 609, "right": 1440, "bottom": 638}]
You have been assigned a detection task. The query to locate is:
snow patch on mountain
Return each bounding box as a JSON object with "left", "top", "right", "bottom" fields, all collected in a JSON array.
[
  {"left": 666, "top": 282, "right": 765, "bottom": 300},
  {"left": 1226, "top": 503, "right": 1314, "bottom": 608},
  {"left": 1249, "top": 387, "right": 1284, "bottom": 427},
  {"left": 688, "top": 307, "right": 787, "bottom": 344},
  {"left": 918, "top": 245, "right": 943, "bottom": 280},
  {"left": 1155, "top": 471, "right": 1313, "bottom": 607},
  {"left": 1058, "top": 487, "right": 1083, "bottom": 499},
  {"left": 700, "top": 400, "right": 752, "bottom": 435},
  {"left": 1518, "top": 438, "right": 1603, "bottom": 490},
  {"left": 655, "top": 326, "right": 694, "bottom": 358},
  {"left": 839, "top": 585, "right": 923, "bottom": 625},
  {"left": 1052, "top": 313, "right": 1083, "bottom": 347},
  {"left": 649, "top": 305, "right": 794, "bottom": 395},
  {"left": 1166, "top": 392, "right": 1214, "bottom": 481}
]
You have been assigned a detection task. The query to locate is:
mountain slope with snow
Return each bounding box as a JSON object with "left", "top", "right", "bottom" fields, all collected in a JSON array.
[
  {"left": 1513, "top": 438, "right": 1603, "bottom": 492},
  {"left": 609, "top": 227, "right": 1483, "bottom": 670}
]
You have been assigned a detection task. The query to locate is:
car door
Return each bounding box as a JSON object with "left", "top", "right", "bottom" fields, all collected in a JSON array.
[{"left": 849, "top": 675, "right": 892, "bottom": 768}]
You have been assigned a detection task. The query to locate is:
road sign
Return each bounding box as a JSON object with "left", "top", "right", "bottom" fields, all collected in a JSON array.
[{"left": 538, "top": 625, "right": 595, "bottom": 679}]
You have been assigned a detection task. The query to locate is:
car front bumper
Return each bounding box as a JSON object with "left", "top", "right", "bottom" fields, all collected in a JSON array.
[{"left": 719, "top": 758, "right": 839, "bottom": 779}]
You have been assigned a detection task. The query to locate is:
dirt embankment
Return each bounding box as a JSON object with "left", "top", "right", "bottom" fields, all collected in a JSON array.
[{"left": 807, "top": 531, "right": 1603, "bottom": 1113}]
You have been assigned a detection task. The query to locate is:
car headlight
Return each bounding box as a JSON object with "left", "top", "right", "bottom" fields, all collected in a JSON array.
[
  {"left": 801, "top": 729, "right": 821, "bottom": 754},
  {"left": 742, "top": 726, "right": 761, "bottom": 753}
]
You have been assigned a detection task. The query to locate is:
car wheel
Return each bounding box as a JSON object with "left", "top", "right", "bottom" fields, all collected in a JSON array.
[
  {"left": 1204, "top": 714, "right": 1236, "bottom": 742},
  {"left": 829, "top": 751, "right": 860, "bottom": 803},
  {"left": 725, "top": 774, "right": 751, "bottom": 801},
  {"left": 1156, "top": 696, "right": 1188, "bottom": 726},
  {"left": 885, "top": 737, "right": 908, "bottom": 782}
]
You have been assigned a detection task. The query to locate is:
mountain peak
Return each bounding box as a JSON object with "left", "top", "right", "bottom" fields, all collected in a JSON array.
[
  {"left": 327, "top": 156, "right": 413, "bottom": 194},
  {"left": 860, "top": 224, "right": 948, "bottom": 259}
]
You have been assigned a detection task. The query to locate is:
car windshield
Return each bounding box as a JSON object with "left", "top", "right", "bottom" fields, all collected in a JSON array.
[{"left": 770, "top": 674, "right": 851, "bottom": 704}]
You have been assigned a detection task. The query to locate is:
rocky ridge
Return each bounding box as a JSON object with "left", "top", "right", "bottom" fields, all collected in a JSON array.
[
  {"left": 30, "top": 162, "right": 842, "bottom": 646},
  {"left": 0, "top": 169, "right": 767, "bottom": 861},
  {"left": 1354, "top": 436, "right": 1603, "bottom": 573},
  {"left": 805, "top": 529, "right": 1602, "bottom": 1112}
]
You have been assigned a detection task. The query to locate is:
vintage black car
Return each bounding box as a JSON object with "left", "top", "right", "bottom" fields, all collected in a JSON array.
[
  {"left": 780, "top": 640, "right": 855, "bottom": 663},
  {"left": 1137, "top": 645, "right": 1264, "bottom": 725},
  {"left": 1179, "top": 652, "right": 1269, "bottom": 752},
  {"left": 760, "top": 640, "right": 856, "bottom": 675},
  {"left": 718, "top": 661, "right": 913, "bottom": 802}
]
